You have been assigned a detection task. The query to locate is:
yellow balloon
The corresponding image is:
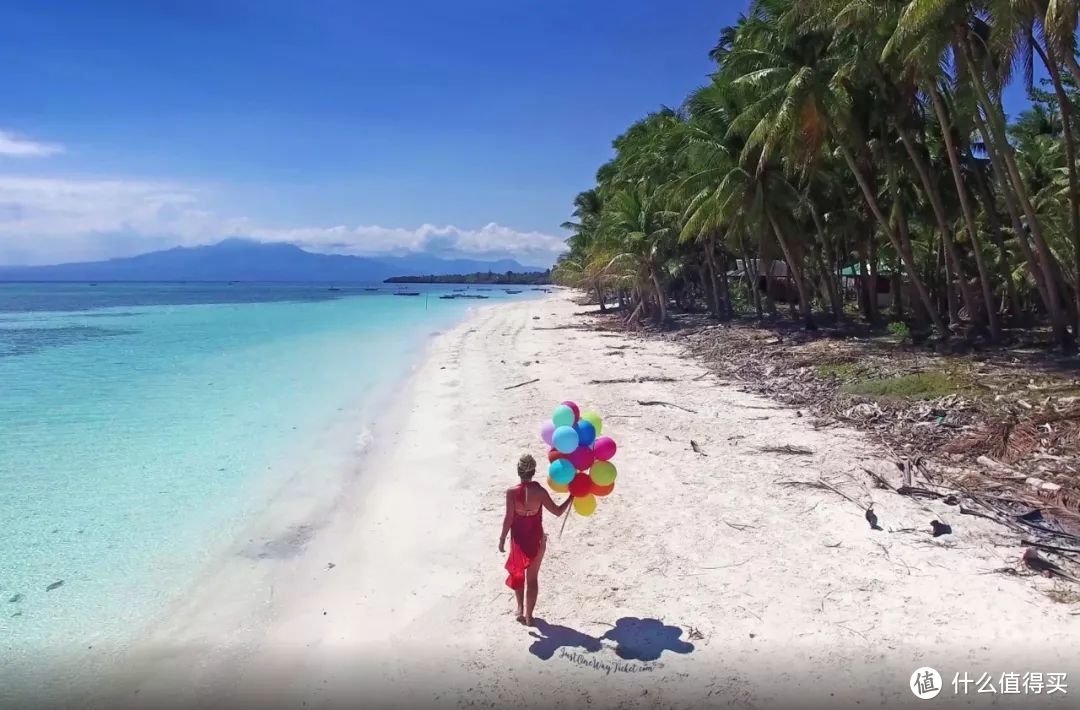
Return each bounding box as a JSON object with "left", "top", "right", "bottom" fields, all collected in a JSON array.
[
  {"left": 590, "top": 460, "right": 617, "bottom": 486},
  {"left": 580, "top": 411, "right": 602, "bottom": 436},
  {"left": 547, "top": 476, "right": 569, "bottom": 493},
  {"left": 573, "top": 493, "right": 597, "bottom": 516}
]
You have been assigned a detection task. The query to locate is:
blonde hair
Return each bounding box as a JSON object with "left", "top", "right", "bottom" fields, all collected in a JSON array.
[{"left": 517, "top": 454, "right": 537, "bottom": 479}]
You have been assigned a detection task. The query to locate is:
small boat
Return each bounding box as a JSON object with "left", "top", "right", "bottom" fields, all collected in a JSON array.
[
  {"left": 328, "top": 287, "right": 342, "bottom": 292},
  {"left": 394, "top": 291, "right": 421, "bottom": 297},
  {"left": 457, "top": 294, "right": 490, "bottom": 300},
  {"left": 453, "top": 288, "right": 467, "bottom": 292},
  {"left": 504, "top": 289, "right": 522, "bottom": 294},
  {"left": 363, "top": 288, "right": 379, "bottom": 292},
  {"left": 439, "top": 294, "right": 458, "bottom": 300},
  {"left": 476, "top": 288, "right": 492, "bottom": 291}
]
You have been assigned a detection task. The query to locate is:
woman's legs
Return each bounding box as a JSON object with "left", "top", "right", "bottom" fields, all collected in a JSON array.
[
  {"left": 524, "top": 535, "right": 547, "bottom": 624},
  {"left": 513, "top": 586, "right": 525, "bottom": 621}
]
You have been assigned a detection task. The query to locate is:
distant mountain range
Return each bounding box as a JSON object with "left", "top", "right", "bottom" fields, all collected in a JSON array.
[{"left": 0, "top": 239, "right": 547, "bottom": 282}]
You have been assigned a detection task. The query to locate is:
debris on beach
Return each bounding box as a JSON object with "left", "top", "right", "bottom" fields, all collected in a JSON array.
[
  {"left": 1022, "top": 549, "right": 1080, "bottom": 584},
  {"left": 865, "top": 506, "right": 882, "bottom": 531},
  {"left": 930, "top": 520, "right": 952, "bottom": 537},
  {"left": 756, "top": 444, "right": 812, "bottom": 456},
  {"left": 8, "top": 593, "right": 23, "bottom": 603},
  {"left": 504, "top": 378, "right": 540, "bottom": 391},
  {"left": 46, "top": 580, "right": 64, "bottom": 592},
  {"left": 587, "top": 307, "right": 1080, "bottom": 579}
]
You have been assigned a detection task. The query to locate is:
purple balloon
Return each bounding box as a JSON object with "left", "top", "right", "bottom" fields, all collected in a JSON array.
[{"left": 541, "top": 421, "right": 556, "bottom": 447}]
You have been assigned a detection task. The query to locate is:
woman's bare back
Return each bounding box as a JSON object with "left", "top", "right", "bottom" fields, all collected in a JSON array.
[{"left": 509, "top": 481, "right": 544, "bottom": 516}]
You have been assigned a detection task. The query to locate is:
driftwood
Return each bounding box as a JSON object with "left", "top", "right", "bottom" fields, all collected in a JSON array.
[
  {"left": 862, "top": 467, "right": 897, "bottom": 491},
  {"left": 896, "top": 486, "right": 945, "bottom": 500},
  {"left": 590, "top": 376, "right": 677, "bottom": 384},
  {"left": 757, "top": 444, "right": 813, "bottom": 456},
  {"left": 1021, "top": 540, "right": 1080, "bottom": 556},
  {"left": 504, "top": 378, "right": 540, "bottom": 391},
  {"left": 637, "top": 400, "right": 698, "bottom": 414},
  {"left": 778, "top": 478, "right": 867, "bottom": 510}
]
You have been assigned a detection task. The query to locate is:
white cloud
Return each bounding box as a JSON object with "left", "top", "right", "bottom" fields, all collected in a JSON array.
[
  {"left": 0, "top": 175, "right": 567, "bottom": 267},
  {"left": 0, "top": 130, "right": 64, "bottom": 157}
]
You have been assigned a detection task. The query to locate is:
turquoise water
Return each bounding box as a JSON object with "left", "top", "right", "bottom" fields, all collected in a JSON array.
[{"left": 0, "top": 283, "right": 534, "bottom": 659}]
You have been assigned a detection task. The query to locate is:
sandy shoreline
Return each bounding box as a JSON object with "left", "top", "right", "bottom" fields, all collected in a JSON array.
[{"left": 38, "top": 293, "right": 1079, "bottom": 708}]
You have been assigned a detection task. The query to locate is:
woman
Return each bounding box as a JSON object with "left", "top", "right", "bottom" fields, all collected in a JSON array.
[{"left": 499, "top": 453, "right": 572, "bottom": 625}]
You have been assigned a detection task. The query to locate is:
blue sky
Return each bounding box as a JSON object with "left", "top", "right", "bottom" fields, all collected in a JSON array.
[{"left": 0, "top": 1, "right": 1040, "bottom": 266}]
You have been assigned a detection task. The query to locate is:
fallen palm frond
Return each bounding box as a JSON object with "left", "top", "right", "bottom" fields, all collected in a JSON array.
[{"left": 756, "top": 444, "right": 813, "bottom": 455}]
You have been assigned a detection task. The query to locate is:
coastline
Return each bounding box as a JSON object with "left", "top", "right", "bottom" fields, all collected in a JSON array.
[
  {"left": 2, "top": 300, "right": 473, "bottom": 707},
  {"left": 40, "top": 292, "right": 1080, "bottom": 708}
]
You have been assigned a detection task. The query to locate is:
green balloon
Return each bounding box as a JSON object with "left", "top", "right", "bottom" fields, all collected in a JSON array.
[
  {"left": 552, "top": 404, "right": 575, "bottom": 428},
  {"left": 580, "top": 411, "right": 602, "bottom": 436},
  {"left": 590, "top": 460, "right": 617, "bottom": 486}
]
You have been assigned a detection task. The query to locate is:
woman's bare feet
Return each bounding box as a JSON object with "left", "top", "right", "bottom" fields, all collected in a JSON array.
[
  {"left": 515, "top": 606, "right": 525, "bottom": 624},
  {"left": 523, "top": 615, "right": 534, "bottom": 626}
]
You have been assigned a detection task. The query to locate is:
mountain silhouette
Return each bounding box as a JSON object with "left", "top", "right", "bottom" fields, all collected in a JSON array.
[{"left": 0, "top": 239, "right": 545, "bottom": 282}]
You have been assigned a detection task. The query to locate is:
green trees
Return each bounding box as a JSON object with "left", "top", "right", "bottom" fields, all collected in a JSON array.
[{"left": 555, "top": 0, "right": 1080, "bottom": 349}]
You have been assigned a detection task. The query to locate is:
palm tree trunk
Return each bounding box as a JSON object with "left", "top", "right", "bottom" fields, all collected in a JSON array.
[
  {"left": 1060, "top": 45, "right": 1080, "bottom": 90},
  {"left": 719, "top": 252, "right": 733, "bottom": 319},
  {"left": 896, "top": 118, "right": 968, "bottom": 326},
  {"left": 703, "top": 245, "right": 722, "bottom": 317},
  {"left": 960, "top": 32, "right": 1073, "bottom": 349},
  {"left": 766, "top": 209, "right": 815, "bottom": 329},
  {"left": 928, "top": 88, "right": 1001, "bottom": 341},
  {"left": 808, "top": 203, "right": 843, "bottom": 320},
  {"left": 1036, "top": 37, "right": 1080, "bottom": 336},
  {"left": 650, "top": 268, "right": 667, "bottom": 324},
  {"left": 858, "top": 241, "right": 876, "bottom": 322},
  {"left": 972, "top": 111, "right": 1054, "bottom": 314},
  {"left": 838, "top": 142, "right": 945, "bottom": 333},
  {"left": 740, "top": 231, "right": 763, "bottom": 318},
  {"left": 969, "top": 155, "right": 1022, "bottom": 320}
]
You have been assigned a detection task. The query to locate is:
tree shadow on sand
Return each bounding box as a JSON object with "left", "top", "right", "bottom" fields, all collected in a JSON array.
[
  {"left": 600, "top": 617, "right": 695, "bottom": 662},
  {"left": 527, "top": 618, "right": 603, "bottom": 660}
]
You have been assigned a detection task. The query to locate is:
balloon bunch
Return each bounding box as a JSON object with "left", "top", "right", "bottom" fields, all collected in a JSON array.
[{"left": 541, "top": 401, "right": 618, "bottom": 517}]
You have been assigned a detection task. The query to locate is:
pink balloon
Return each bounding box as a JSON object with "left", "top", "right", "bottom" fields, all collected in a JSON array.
[
  {"left": 569, "top": 445, "right": 595, "bottom": 471},
  {"left": 541, "top": 422, "right": 556, "bottom": 447},
  {"left": 561, "top": 401, "right": 580, "bottom": 423},
  {"left": 593, "top": 437, "right": 617, "bottom": 461}
]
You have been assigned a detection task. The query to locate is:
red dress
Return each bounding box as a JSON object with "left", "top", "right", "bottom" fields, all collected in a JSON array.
[{"left": 505, "top": 484, "right": 544, "bottom": 590}]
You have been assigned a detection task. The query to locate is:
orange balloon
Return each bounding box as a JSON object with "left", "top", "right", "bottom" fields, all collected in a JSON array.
[
  {"left": 592, "top": 481, "right": 615, "bottom": 497},
  {"left": 547, "top": 476, "right": 569, "bottom": 493},
  {"left": 547, "top": 449, "right": 565, "bottom": 463}
]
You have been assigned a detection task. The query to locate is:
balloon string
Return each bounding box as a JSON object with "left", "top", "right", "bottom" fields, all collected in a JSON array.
[{"left": 559, "top": 506, "right": 571, "bottom": 539}]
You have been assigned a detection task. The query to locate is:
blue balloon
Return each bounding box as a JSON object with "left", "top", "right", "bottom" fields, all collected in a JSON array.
[
  {"left": 552, "top": 425, "right": 580, "bottom": 454},
  {"left": 549, "top": 458, "right": 575, "bottom": 485},
  {"left": 575, "top": 420, "right": 596, "bottom": 447}
]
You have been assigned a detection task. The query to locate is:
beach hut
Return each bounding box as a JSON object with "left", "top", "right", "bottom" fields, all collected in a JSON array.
[
  {"left": 842, "top": 261, "right": 916, "bottom": 310},
  {"left": 727, "top": 258, "right": 798, "bottom": 303}
]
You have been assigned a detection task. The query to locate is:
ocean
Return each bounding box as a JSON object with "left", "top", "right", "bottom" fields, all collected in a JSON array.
[{"left": 0, "top": 282, "right": 535, "bottom": 661}]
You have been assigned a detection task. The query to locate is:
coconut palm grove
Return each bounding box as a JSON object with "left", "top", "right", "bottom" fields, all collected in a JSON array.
[{"left": 553, "top": 0, "right": 1080, "bottom": 351}]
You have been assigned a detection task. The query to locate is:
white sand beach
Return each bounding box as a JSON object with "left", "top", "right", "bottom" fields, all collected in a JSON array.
[{"left": 89, "top": 293, "right": 1078, "bottom": 708}]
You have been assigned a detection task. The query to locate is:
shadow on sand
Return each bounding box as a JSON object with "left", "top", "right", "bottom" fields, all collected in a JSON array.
[
  {"left": 527, "top": 617, "right": 695, "bottom": 662},
  {"left": 528, "top": 618, "right": 603, "bottom": 660},
  {"left": 601, "top": 617, "right": 695, "bottom": 661}
]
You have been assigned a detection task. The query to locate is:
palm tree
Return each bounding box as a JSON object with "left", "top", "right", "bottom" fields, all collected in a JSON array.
[{"left": 555, "top": 0, "right": 1080, "bottom": 349}]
